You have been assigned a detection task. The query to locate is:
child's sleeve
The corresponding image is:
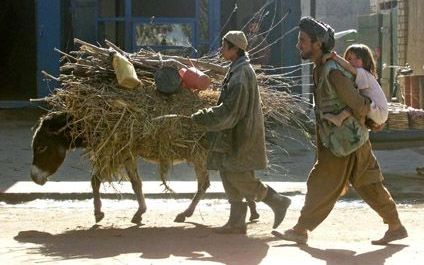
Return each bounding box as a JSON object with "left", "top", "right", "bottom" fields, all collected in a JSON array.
[{"left": 355, "top": 68, "right": 371, "bottom": 90}]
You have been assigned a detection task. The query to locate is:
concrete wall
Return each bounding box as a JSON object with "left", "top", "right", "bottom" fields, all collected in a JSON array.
[
  {"left": 315, "top": 0, "right": 371, "bottom": 53},
  {"left": 298, "top": 0, "right": 373, "bottom": 96},
  {"left": 369, "top": 0, "right": 378, "bottom": 12},
  {"left": 315, "top": 0, "right": 371, "bottom": 31},
  {"left": 405, "top": 0, "right": 424, "bottom": 75}
]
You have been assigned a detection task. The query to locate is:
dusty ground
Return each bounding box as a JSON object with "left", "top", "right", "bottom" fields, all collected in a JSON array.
[
  {"left": 0, "top": 198, "right": 423, "bottom": 264},
  {"left": 1, "top": 109, "right": 423, "bottom": 265}
]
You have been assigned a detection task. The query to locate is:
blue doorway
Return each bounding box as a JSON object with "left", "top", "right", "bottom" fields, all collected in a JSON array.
[{"left": 36, "top": 0, "right": 61, "bottom": 98}]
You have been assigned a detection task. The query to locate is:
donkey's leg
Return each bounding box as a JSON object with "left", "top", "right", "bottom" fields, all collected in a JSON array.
[
  {"left": 125, "top": 162, "right": 146, "bottom": 225},
  {"left": 247, "top": 200, "right": 260, "bottom": 221},
  {"left": 91, "top": 175, "right": 104, "bottom": 222},
  {"left": 159, "top": 160, "right": 173, "bottom": 192},
  {"left": 175, "top": 159, "right": 210, "bottom": 222}
]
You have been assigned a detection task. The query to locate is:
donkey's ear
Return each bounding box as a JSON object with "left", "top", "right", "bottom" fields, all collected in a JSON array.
[
  {"left": 44, "top": 112, "right": 70, "bottom": 134},
  {"left": 31, "top": 117, "right": 43, "bottom": 132}
]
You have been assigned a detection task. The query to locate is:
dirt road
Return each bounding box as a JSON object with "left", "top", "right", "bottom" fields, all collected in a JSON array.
[
  {"left": 0, "top": 198, "right": 423, "bottom": 264},
  {"left": 1, "top": 109, "right": 423, "bottom": 264}
]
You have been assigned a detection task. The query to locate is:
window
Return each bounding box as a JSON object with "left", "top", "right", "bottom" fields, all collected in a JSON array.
[
  {"left": 97, "top": 0, "right": 126, "bottom": 48},
  {"left": 98, "top": 21, "right": 125, "bottom": 48},
  {"left": 135, "top": 23, "right": 193, "bottom": 47}
]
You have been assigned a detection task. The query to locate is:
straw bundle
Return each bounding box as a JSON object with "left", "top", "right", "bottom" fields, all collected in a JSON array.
[
  {"left": 408, "top": 108, "right": 424, "bottom": 129},
  {"left": 43, "top": 39, "right": 311, "bottom": 182},
  {"left": 386, "top": 103, "right": 409, "bottom": 130}
]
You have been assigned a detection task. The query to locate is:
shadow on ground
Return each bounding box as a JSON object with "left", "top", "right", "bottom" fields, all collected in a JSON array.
[
  {"left": 14, "top": 223, "right": 271, "bottom": 265},
  {"left": 272, "top": 242, "right": 406, "bottom": 265}
]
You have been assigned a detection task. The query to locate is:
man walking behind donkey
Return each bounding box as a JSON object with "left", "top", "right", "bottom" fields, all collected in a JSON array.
[{"left": 276, "top": 17, "right": 407, "bottom": 245}]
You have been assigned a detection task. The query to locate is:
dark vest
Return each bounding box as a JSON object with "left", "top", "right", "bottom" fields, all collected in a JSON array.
[{"left": 315, "top": 61, "right": 369, "bottom": 157}]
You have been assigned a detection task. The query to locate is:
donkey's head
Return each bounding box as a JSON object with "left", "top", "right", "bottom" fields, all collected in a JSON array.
[{"left": 31, "top": 112, "right": 71, "bottom": 185}]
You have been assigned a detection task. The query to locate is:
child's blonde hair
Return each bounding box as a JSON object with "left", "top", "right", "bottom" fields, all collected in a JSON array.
[{"left": 344, "top": 44, "right": 377, "bottom": 77}]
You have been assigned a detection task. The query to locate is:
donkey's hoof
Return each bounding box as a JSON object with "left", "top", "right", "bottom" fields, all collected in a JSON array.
[
  {"left": 131, "top": 215, "right": 142, "bottom": 225},
  {"left": 95, "top": 212, "right": 105, "bottom": 223},
  {"left": 249, "top": 212, "right": 260, "bottom": 221},
  {"left": 174, "top": 214, "right": 186, "bottom": 223}
]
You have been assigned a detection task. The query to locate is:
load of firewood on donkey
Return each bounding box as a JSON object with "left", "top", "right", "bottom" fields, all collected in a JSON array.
[{"left": 37, "top": 38, "right": 312, "bottom": 185}]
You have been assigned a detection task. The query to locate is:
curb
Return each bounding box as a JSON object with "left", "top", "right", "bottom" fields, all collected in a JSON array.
[
  {"left": 1, "top": 180, "right": 423, "bottom": 204},
  {"left": 0, "top": 181, "right": 306, "bottom": 203}
]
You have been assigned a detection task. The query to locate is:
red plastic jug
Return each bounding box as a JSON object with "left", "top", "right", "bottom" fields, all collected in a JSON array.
[{"left": 179, "top": 67, "right": 211, "bottom": 90}]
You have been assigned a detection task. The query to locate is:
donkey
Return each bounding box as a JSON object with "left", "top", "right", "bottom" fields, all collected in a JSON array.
[{"left": 31, "top": 112, "right": 259, "bottom": 224}]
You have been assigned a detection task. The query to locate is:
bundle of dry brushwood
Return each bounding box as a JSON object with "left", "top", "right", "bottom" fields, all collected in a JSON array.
[{"left": 41, "top": 38, "right": 311, "bottom": 181}]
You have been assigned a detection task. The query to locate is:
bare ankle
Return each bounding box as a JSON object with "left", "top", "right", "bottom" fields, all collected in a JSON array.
[{"left": 293, "top": 226, "right": 308, "bottom": 235}]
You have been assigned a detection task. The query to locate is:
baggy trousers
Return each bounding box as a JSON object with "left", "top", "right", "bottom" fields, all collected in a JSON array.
[
  {"left": 296, "top": 140, "right": 400, "bottom": 231},
  {"left": 219, "top": 170, "right": 268, "bottom": 202}
]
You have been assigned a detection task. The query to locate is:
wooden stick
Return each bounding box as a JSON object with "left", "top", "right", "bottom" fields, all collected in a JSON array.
[
  {"left": 30, "top": 97, "right": 48, "bottom": 102},
  {"left": 133, "top": 58, "right": 186, "bottom": 69},
  {"left": 105, "top": 39, "right": 127, "bottom": 56},
  {"left": 161, "top": 55, "right": 228, "bottom": 74},
  {"left": 131, "top": 53, "right": 227, "bottom": 74},
  {"left": 54, "top": 48, "right": 77, "bottom": 61},
  {"left": 41, "top": 71, "right": 60, "bottom": 81},
  {"left": 132, "top": 61, "right": 157, "bottom": 70},
  {"left": 74, "top": 38, "right": 109, "bottom": 55}
]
